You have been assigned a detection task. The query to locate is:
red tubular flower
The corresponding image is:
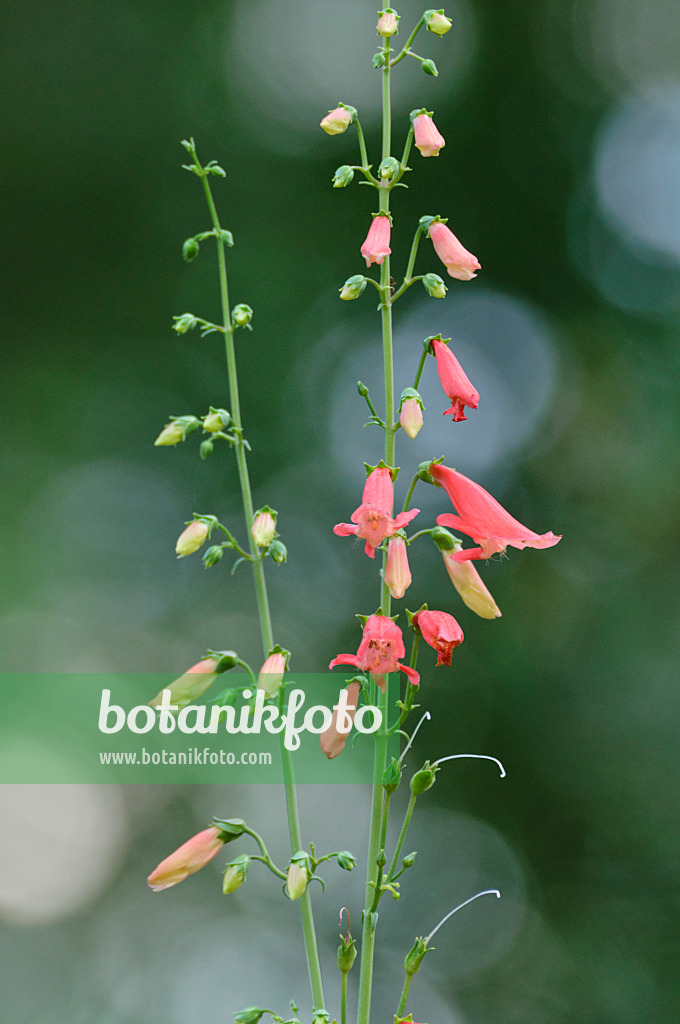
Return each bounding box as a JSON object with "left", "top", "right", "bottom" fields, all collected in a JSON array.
[
  {"left": 428, "top": 220, "right": 481, "bottom": 280},
  {"left": 384, "top": 536, "right": 412, "bottom": 599},
  {"left": 431, "top": 463, "right": 562, "bottom": 561},
  {"left": 361, "top": 215, "right": 391, "bottom": 268},
  {"left": 412, "top": 609, "right": 464, "bottom": 667},
  {"left": 320, "top": 680, "right": 361, "bottom": 760},
  {"left": 147, "top": 826, "right": 225, "bottom": 891},
  {"left": 430, "top": 337, "right": 479, "bottom": 421},
  {"left": 329, "top": 614, "right": 420, "bottom": 691},
  {"left": 333, "top": 466, "right": 419, "bottom": 558},
  {"left": 413, "top": 113, "right": 446, "bottom": 157}
]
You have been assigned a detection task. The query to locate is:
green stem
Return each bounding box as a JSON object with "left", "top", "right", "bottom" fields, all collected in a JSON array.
[
  {"left": 196, "top": 149, "right": 325, "bottom": 1016},
  {"left": 390, "top": 17, "right": 425, "bottom": 67},
  {"left": 341, "top": 972, "right": 348, "bottom": 1024},
  {"left": 370, "top": 790, "right": 392, "bottom": 913},
  {"left": 386, "top": 791, "right": 417, "bottom": 883},
  {"left": 392, "top": 225, "right": 425, "bottom": 302},
  {"left": 412, "top": 343, "right": 428, "bottom": 391},
  {"left": 354, "top": 116, "right": 376, "bottom": 182},
  {"left": 401, "top": 473, "right": 420, "bottom": 514},
  {"left": 357, "top": 41, "right": 394, "bottom": 1024},
  {"left": 395, "top": 973, "right": 413, "bottom": 1017}
]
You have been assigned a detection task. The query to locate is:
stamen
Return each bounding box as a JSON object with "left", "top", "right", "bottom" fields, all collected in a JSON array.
[
  {"left": 399, "top": 710, "right": 431, "bottom": 762},
  {"left": 432, "top": 753, "right": 506, "bottom": 778},
  {"left": 425, "top": 889, "right": 501, "bottom": 943}
]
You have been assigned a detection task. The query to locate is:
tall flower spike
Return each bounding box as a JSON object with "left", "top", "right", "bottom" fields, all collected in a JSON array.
[
  {"left": 428, "top": 220, "right": 481, "bottom": 280},
  {"left": 412, "top": 609, "right": 464, "bottom": 667},
  {"left": 413, "top": 113, "right": 446, "bottom": 157},
  {"left": 430, "top": 337, "right": 479, "bottom": 421},
  {"left": 334, "top": 466, "right": 419, "bottom": 558},
  {"left": 361, "top": 215, "right": 392, "bottom": 268},
  {"left": 329, "top": 614, "right": 420, "bottom": 691},
  {"left": 431, "top": 463, "right": 562, "bottom": 561},
  {"left": 147, "top": 826, "right": 225, "bottom": 891}
]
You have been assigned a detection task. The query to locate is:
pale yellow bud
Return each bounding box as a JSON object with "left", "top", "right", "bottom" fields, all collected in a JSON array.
[
  {"left": 441, "top": 550, "right": 502, "bottom": 619},
  {"left": 154, "top": 423, "right": 184, "bottom": 446},
  {"left": 176, "top": 520, "right": 210, "bottom": 557}
]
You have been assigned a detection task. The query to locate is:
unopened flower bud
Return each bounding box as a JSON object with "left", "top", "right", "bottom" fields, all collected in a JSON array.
[
  {"left": 232, "top": 304, "right": 253, "bottom": 328},
  {"left": 441, "top": 548, "right": 501, "bottom": 619},
  {"left": 410, "top": 762, "right": 438, "bottom": 795},
  {"left": 320, "top": 106, "right": 353, "bottom": 135},
  {"left": 378, "top": 156, "right": 400, "bottom": 181},
  {"left": 286, "top": 852, "right": 311, "bottom": 900},
  {"left": 203, "top": 544, "right": 224, "bottom": 567},
  {"left": 337, "top": 935, "right": 357, "bottom": 972},
  {"left": 384, "top": 536, "right": 412, "bottom": 599},
  {"left": 176, "top": 519, "right": 210, "bottom": 557},
  {"left": 399, "top": 391, "right": 424, "bottom": 439},
  {"left": 269, "top": 540, "right": 287, "bottom": 564},
  {"left": 402, "top": 851, "right": 417, "bottom": 868},
  {"left": 200, "top": 439, "right": 214, "bottom": 459},
  {"left": 222, "top": 854, "right": 250, "bottom": 894},
  {"left": 357, "top": 381, "right": 370, "bottom": 397},
  {"left": 376, "top": 8, "right": 399, "bottom": 35},
  {"left": 172, "top": 312, "right": 198, "bottom": 334},
  {"left": 148, "top": 657, "right": 219, "bottom": 711},
  {"left": 423, "top": 272, "right": 447, "bottom": 298},
  {"left": 425, "top": 8, "right": 452, "bottom": 34},
  {"left": 251, "top": 508, "right": 277, "bottom": 547},
  {"left": 154, "top": 422, "right": 184, "bottom": 446},
  {"left": 147, "top": 826, "right": 225, "bottom": 891},
  {"left": 333, "top": 165, "right": 355, "bottom": 188},
  {"left": 404, "top": 936, "right": 431, "bottom": 975},
  {"left": 372, "top": 51, "right": 386, "bottom": 69},
  {"left": 336, "top": 851, "right": 357, "bottom": 871},
  {"left": 203, "top": 408, "right": 230, "bottom": 432},
  {"left": 257, "top": 649, "right": 288, "bottom": 696},
  {"left": 382, "top": 757, "right": 402, "bottom": 793},
  {"left": 182, "top": 237, "right": 200, "bottom": 262},
  {"left": 421, "top": 58, "right": 439, "bottom": 76},
  {"left": 340, "top": 275, "right": 368, "bottom": 300},
  {"left": 234, "top": 1008, "right": 267, "bottom": 1024}
]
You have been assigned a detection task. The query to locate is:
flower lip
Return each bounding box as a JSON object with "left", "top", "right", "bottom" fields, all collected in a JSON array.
[
  {"left": 329, "top": 614, "right": 420, "bottom": 690},
  {"left": 334, "top": 466, "right": 419, "bottom": 558}
]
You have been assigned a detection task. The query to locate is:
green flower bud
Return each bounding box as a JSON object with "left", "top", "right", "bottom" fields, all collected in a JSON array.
[
  {"left": 421, "top": 58, "right": 439, "bottom": 77},
  {"left": 357, "top": 381, "right": 370, "bottom": 397},
  {"left": 234, "top": 1008, "right": 267, "bottom": 1024},
  {"left": 154, "top": 423, "right": 184, "bottom": 446},
  {"left": 423, "top": 272, "right": 447, "bottom": 298},
  {"left": 378, "top": 156, "right": 400, "bottom": 180},
  {"left": 286, "top": 852, "right": 312, "bottom": 900},
  {"left": 332, "top": 164, "right": 355, "bottom": 188},
  {"left": 337, "top": 935, "right": 357, "bottom": 972},
  {"left": 382, "top": 757, "right": 402, "bottom": 793},
  {"left": 410, "top": 762, "right": 438, "bottom": 795},
  {"left": 203, "top": 544, "right": 224, "bottom": 567},
  {"left": 182, "top": 237, "right": 200, "bottom": 262},
  {"left": 336, "top": 850, "right": 357, "bottom": 871},
  {"left": 430, "top": 526, "right": 457, "bottom": 550},
  {"left": 402, "top": 851, "right": 417, "bottom": 868},
  {"left": 172, "top": 313, "right": 198, "bottom": 334},
  {"left": 203, "top": 408, "right": 231, "bottom": 432},
  {"left": 200, "top": 439, "right": 214, "bottom": 459},
  {"left": 340, "top": 275, "right": 368, "bottom": 300},
  {"left": 232, "top": 304, "right": 253, "bottom": 328},
  {"left": 372, "top": 51, "right": 386, "bottom": 69},
  {"left": 424, "top": 9, "right": 453, "bottom": 35},
  {"left": 223, "top": 854, "right": 250, "bottom": 894},
  {"left": 269, "top": 540, "right": 287, "bottom": 564},
  {"left": 210, "top": 651, "right": 240, "bottom": 673},
  {"left": 404, "top": 936, "right": 431, "bottom": 975}
]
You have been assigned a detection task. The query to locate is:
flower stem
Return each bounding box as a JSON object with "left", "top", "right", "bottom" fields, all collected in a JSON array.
[
  {"left": 395, "top": 972, "right": 413, "bottom": 1018},
  {"left": 390, "top": 17, "right": 425, "bottom": 67},
  {"left": 340, "top": 971, "right": 349, "bottom": 1024},
  {"left": 196, "top": 148, "right": 325, "bottom": 1016},
  {"left": 386, "top": 791, "right": 417, "bottom": 882}
]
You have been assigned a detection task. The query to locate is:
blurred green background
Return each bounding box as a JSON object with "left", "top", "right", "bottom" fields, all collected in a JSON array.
[{"left": 2, "top": 0, "right": 680, "bottom": 1022}]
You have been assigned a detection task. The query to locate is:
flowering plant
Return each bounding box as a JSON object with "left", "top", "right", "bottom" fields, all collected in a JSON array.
[{"left": 145, "top": 9, "right": 561, "bottom": 1024}]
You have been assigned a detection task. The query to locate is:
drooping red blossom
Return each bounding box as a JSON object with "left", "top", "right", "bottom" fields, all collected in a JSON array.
[
  {"left": 361, "top": 215, "right": 392, "bottom": 268},
  {"left": 431, "top": 463, "right": 562, "bottom": 561},
  {"left": 147, "top": 827, "right": 225, "bottom": 891},
  {"left": 334, "top": 466, "right": 419, "bottom": 558},
  {"left": 329, "top": 614, "right": 420, "bottom": 691},
  {"left": 412, "top": 609, "right": 464, "bottom": 667},
  {"left": 428, "top": 220, "right": 481, "bottom": 280},
  {"left": 430, "top": 338, "right": 479, "bottom": 422}
]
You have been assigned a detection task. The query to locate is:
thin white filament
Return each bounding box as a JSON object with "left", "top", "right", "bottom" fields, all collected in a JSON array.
[
  {"left": 399, "top": 711, "right": 431, "bottom": 762},
  {"left": 425, "top": 889, "right": 501, "bottom": 944},
  {"left": 432, "top": 753, "right": 506, "bottom": 778}
]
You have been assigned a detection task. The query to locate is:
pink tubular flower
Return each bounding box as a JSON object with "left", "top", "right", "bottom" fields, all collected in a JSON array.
[
  {"left": 431, "top": 463, "right": 562, "bottom": 561},
  {"left": 413, "top": 114, "right": 446, "bottom": 157},
  {"left": 175, "top": 519, "right": 210, "bottom": 557},
  {"left": 320, "top": 106, "right": 352, "bottom": 135},
  {"left": 257, "top": 651, "right": 287, "bottom": 696},
  {"left": 430, "top": 337, "right": 479, "bottom": 421},
  {"left": 320, "top": 680, "right": 361, "bottom": 759},
  {"left": 333, "top": 466, "right": 419, "bottom": 558},
  {"left": 149, "top": 657, "right": 219, "bottom": 711},
  {"left": 147, "top": 826, "right": 225, "bottom": 891},
  {"left": 412, "top": 609, "right": 464, "bottom": 667},
  {"left": 361, "top": 215, "right": 391, "bottom": 268},
  {"left": 400, "top": 397, "right": 423, "bottom": 438},
  {"left": 428, "top": 221, "right": 481, "bottom": 280},
  {"left": 329, "top": 614, "right": 420, "bottom": 691},
  {"left": 384, "top": 536, "right": 412, "bottom": 599},
  {"left": 441, "top": 549, "right": 502, "bottom": 619},
  {"left": 251, "top": 510, "right": 277, "bottom": 547}
]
